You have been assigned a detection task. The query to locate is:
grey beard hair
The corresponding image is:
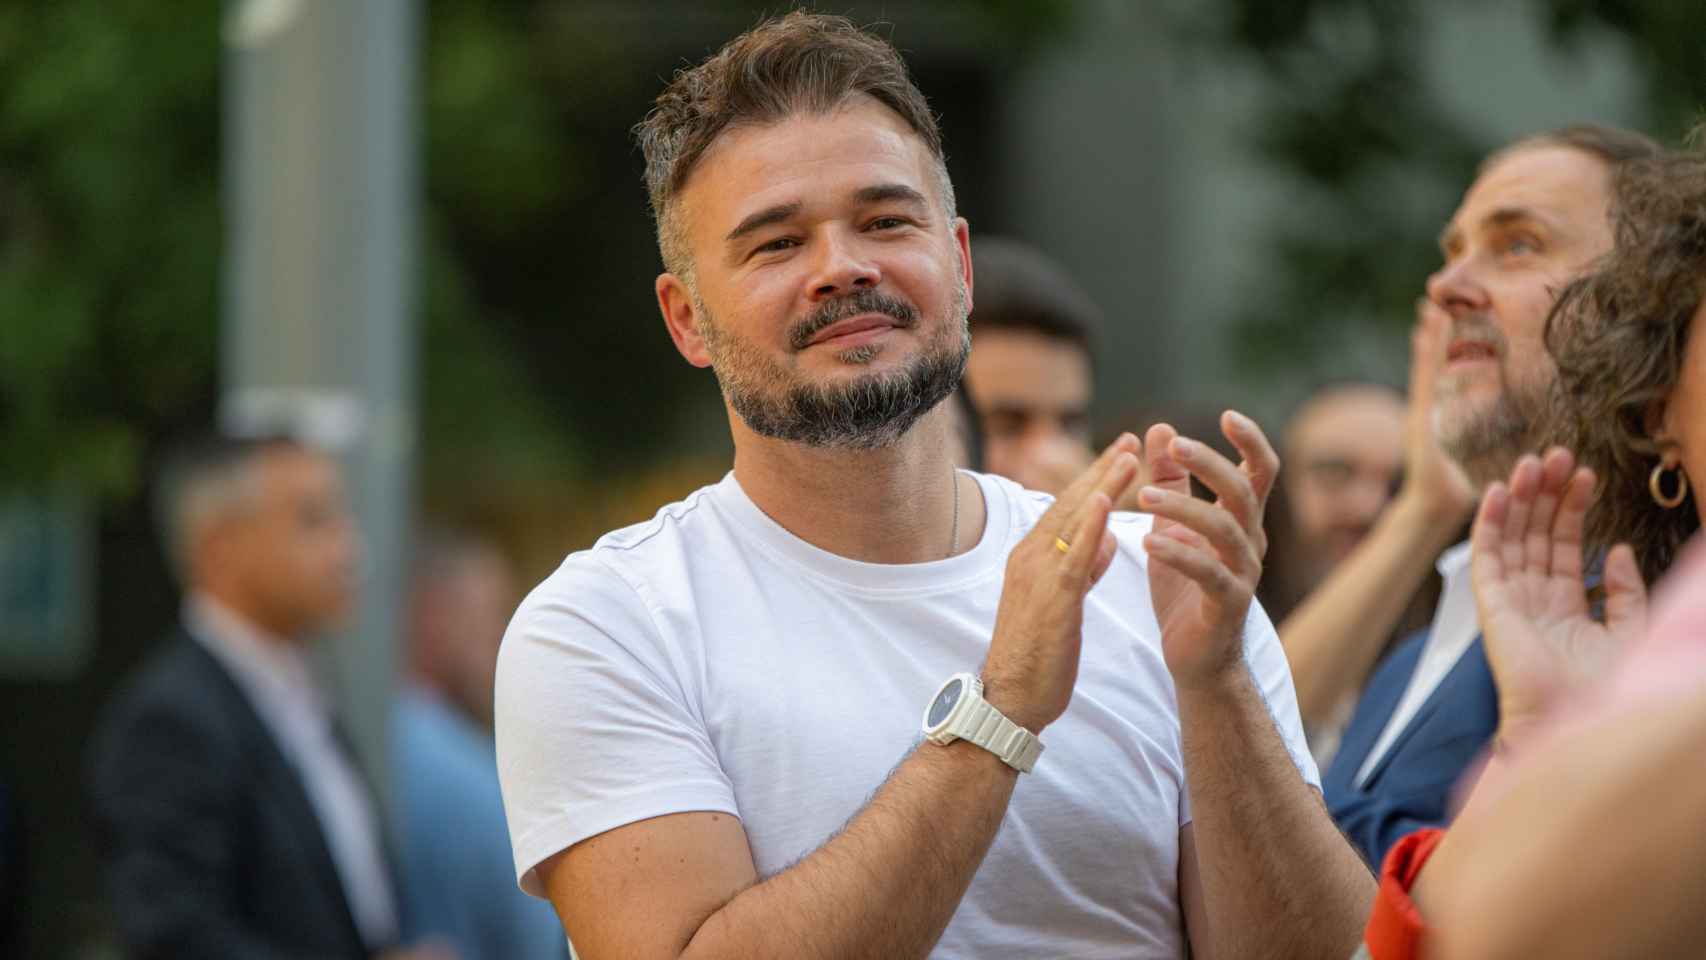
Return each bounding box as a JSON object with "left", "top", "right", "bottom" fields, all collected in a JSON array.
[
  {"left": 699, "top": 285, "right": 970, "bottom": 450},
  {"left": 1439, "top": 377, "right": 1547, "bottom": 489},
  {"left": 1435, "top": 314, "right": 1549, "bottom": 488}
]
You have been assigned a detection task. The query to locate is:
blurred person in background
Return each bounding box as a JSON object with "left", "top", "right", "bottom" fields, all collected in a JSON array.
[
  {"left": 84, "top": 434, "right": 448, "bottom": 960},
  {"left": 496, "top": 12, "right": 1372, "bottom": 960},
  {"left": 1262, "top": 373, "right": 1452, "bottom": 764},
  {"left": 1266, "top": 381, "right": 1407, "bottom": 613},
  {"left": 393, "top": 529, "right": 566, "bottom": 960},
  {"left": 1319, "top": 124, "right": 1662, "bottom": 871},
  {"left": 962, "top": 236, "right": 1100, "bottom": 496}
]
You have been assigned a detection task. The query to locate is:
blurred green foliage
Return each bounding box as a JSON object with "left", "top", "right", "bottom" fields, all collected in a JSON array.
[
  {"left": 1170, "top": 0, "right": 1706, "bottom": 384},
  {"left": 0, "top": 1, "right": 223, "bottom": 497}
]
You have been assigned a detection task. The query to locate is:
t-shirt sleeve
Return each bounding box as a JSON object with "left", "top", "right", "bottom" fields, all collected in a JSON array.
[
  {"left": 1243, "top": 598, "right": 1322, "bottom": 789},
  {"left": 494, "top": 554, "right": 737, "bottom": 898}
]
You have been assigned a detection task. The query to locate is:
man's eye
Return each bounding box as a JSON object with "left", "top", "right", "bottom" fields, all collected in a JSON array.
[
  {"left": 1502, "top": 236, "right": 1539, "bottom": 257},
  {"left": 1060, "top": 413, "right": 1091, "bottom": 439},
  {"left": 757, "top": 237, "right": 799, "bottom": 254},
  {"left": 1307, "top": 461, "right": 1354, "bottom": 487},
  {"left": 983, "top": 413, "right": 1026, "bottom": 438},
  {"left": 868, "top": 216, "right": 907, "bottom": 230}
]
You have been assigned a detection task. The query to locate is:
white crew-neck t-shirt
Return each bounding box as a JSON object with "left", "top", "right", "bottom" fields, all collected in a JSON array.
[{"left": 496, "top": 470, "right": 1317, "bottom": 959}]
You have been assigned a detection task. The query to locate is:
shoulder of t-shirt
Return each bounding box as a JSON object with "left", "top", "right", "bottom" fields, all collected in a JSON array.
[
  {"left": 590, "top": 480, "right": 726, "bottom": 556},
  {"left": 509, "top": 482, "right": 727, "bottom": 640}
]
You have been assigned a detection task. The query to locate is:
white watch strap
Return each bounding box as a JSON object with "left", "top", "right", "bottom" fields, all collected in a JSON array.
[{"left": 956, "top": 697, "right": 1044, "bottom": 773}]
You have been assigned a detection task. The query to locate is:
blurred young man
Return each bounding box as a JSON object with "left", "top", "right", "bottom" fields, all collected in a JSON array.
[
  {"left": 86, "top": 435, "right": 447, "bottom": 960},
  {"left": 1280, "top": 382, "right": 1407, "bottom": 582},
  {"left": 1260, "top": 381, "right": 1410, "bottom": 759},
  {"left": 962, "top": 237, "right": 1101, "bottom": 495},
  {"left": 495, "top": 13, "right": 1372, "bottom": 960},
  {"left": 1318, "top": 125, "right": 1662, "bottom": 869}
]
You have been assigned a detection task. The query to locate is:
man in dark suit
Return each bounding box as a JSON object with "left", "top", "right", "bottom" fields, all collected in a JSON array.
[
  {"left": 1322, "top": 125, "right": 1662, "bottom": 870},
  {"left": 86, "top": 434, "right": 451, "bottom": 960}
]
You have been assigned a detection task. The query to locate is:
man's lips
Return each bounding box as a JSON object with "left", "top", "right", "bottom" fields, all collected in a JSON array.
[
  {"left": 806, "top": 313, "right": 901, "bottom": 347},
  {"left": 1446, "top": 340, "right": 1499, "bottom": 365}
]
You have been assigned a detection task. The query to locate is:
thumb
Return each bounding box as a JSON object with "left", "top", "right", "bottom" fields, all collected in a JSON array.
[
  {"left": 1142, "top": 422, "right": 1190, "bottom": 535},
  {"left": 1603, "top": 543, "right": 1649, "bottom": 643}
]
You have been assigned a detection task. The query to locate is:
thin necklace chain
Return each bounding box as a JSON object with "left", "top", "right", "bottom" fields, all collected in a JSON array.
[{"left": 948, "top": 468, "right": 960, "bottom": 559}]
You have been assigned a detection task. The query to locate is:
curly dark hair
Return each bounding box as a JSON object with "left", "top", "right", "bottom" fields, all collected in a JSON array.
[{"left": 1544, "top": 141, "right": 1704, "bottom": 585}]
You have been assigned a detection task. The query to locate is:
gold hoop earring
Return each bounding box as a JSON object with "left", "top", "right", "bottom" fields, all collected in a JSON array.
[{"left": 1650, "top": 459, "right": 1689, "bottom": 509}]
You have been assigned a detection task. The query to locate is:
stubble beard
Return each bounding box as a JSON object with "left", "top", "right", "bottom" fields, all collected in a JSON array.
[
  {"left": 697, "top": 283, "right": 971, "bottom": 450},
  {"left": 1436, "top": 362, "right": 1548, "bottom": 490}
]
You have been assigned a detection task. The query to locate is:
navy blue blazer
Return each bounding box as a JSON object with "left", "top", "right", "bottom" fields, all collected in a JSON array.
[
  {"left": 1323, "top": 628, "right": 1499, "bottom": 870},
  {"left": 86, "top": 631, "right": 399, "bottom": 960}
]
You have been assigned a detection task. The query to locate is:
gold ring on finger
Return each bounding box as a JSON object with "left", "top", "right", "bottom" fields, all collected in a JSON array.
[{"left": 1054, "top": 536, "right": 1072, "bottom": 554}]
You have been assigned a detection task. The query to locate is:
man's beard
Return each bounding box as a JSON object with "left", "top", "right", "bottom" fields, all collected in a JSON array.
[
  {"left": 697, "top": 284, "right": 971, "bottom": 450},
  {"left": 1435, "top": 317, "right": 1548, "bottom": 488}
]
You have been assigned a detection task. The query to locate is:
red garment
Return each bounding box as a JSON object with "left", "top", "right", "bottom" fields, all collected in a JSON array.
[{"left": 1363, "top": 828, "right": 1447, "bottom": 959}]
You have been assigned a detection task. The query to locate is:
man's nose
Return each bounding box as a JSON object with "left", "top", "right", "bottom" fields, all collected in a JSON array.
[
  {"left": 1425, "top": 255, "right": 1490, "bottom": 318},
  {"left": 1342, "top": 474, "right": 1396, "bottom": 524},
  {"left": 807, "top": 230, "right": 881, "bottom": 300}
]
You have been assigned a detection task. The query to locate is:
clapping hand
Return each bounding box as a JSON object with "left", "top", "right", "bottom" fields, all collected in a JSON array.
[
  {"left": 1471, "top": 448, "right": 1648, "bottom": 748},
  {"left": 1137, "top": 413, "right": 1278, "bottom": 690},
  {"left": 983, "top": 434, "right": 1141, "bottom": 732}
]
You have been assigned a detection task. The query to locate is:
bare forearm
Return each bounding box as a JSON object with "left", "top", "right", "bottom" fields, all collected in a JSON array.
[
  {"left": 1281, "top": 496, "right": 1457, "bottom": 725},
  {"left": 1423, "top": 688, "right": 1706, "bottom": 959},
  {"left": 1178, "top": 665, "right": 1374, "bottom": 959},
  {"left": 683, "top": 740, "right": 1017, "bottom": 960}
]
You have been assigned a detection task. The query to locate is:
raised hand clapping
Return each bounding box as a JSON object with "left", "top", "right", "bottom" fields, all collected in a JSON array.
[{"left": 1470, "top": 447, "right": 1648, "bottom": 748}]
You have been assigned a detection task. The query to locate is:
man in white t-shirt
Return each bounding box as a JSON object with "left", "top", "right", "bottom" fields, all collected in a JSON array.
[{"left": 495, "top": 12, "right": 1374, "bottom": 959}]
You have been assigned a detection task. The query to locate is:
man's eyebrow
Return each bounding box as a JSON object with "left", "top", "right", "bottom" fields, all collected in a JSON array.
[
  {"left": 854, "top": 183, "right": 929, "bottom": 208},
  {"left": 726, "top": 202, "right": 802, "bottom": 244},
  {"left": 1480, "top": 206, "right": 1549, "bottom": 232}
]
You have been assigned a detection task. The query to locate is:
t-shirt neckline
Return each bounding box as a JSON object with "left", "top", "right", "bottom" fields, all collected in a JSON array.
[{"left": 711, "top": 469, "right": 1017, "bottom": 597}]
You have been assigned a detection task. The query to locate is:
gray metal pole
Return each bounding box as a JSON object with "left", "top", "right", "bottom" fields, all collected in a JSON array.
[{"left": 221, "top": 0, "right": 418, "bottom": 799}]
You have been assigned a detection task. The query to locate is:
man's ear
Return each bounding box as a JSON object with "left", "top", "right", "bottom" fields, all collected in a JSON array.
[
  {"left": 953, "top": 217, "right": 974, "bottom": 320},
  {"left": 657, "top": 273, "right": 712, "bottom": 368}
]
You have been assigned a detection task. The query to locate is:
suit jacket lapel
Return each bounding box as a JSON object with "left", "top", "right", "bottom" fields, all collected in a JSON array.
[
  {"left": 1360, "top": 635, "right": 1490, "bottom": 790},
  {"left": 1329, "top": 631, "right": 1427, "bottom": 793},
  {"left": 181, "top": 634, "right": 372, "bottom": 952}
]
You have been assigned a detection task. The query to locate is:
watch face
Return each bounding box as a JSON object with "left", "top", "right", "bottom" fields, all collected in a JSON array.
[{"left": 927, "top": 678, "right": 963, "bottom": 728}]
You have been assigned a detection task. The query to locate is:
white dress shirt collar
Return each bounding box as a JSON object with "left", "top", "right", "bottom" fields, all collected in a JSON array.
[{"left": 183, "top": 592, "right": 400, "bottom": 948}]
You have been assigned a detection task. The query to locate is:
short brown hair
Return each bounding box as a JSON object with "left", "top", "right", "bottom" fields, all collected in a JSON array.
[
  {"left": 635, "top": 12, "right": 953, "bottom": 280},
  {"left": 1544, "top": 138, "right": 1702, "bottom": 584}
]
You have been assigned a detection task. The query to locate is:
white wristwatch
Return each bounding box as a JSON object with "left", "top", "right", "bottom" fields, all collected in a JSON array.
[{"left": 921, "top": 673, "right": 1044, "bottom": 773}]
